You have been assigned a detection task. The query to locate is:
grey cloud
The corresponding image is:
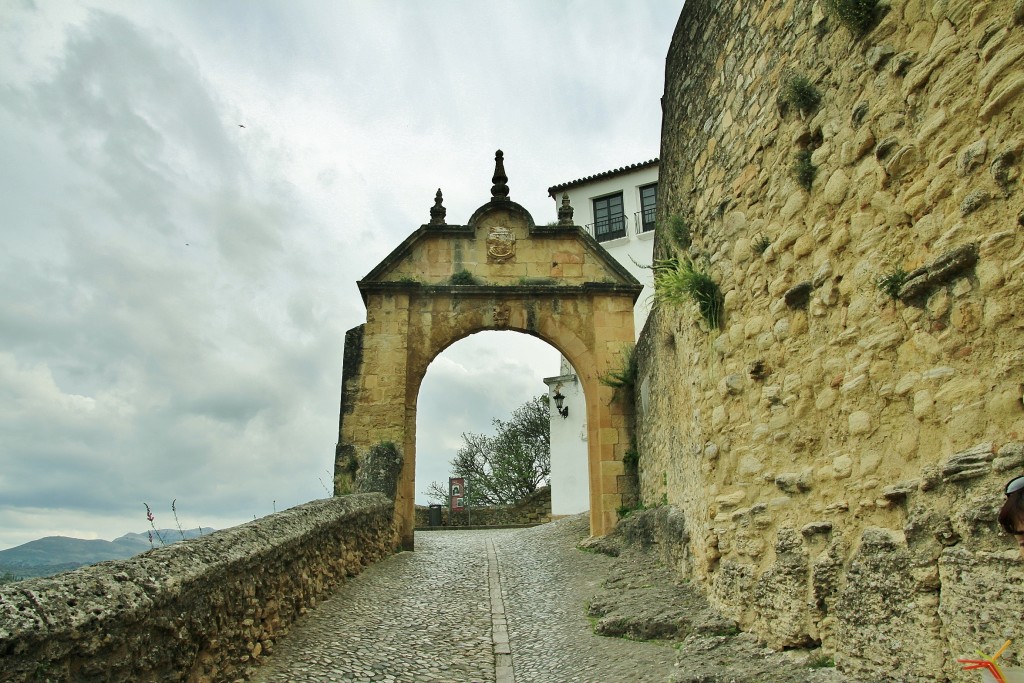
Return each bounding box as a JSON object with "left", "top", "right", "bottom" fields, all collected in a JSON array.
[{"left": 0, "top": 0, "right": 676, "bottom": 548}]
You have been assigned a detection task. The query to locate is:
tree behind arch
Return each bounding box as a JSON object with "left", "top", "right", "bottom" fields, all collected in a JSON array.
[{"left": 424, "top": 395, "right": 550, "bottom": 506}]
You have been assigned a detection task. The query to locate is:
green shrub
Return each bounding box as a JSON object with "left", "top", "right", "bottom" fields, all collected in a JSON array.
[
  {"left": 752, "top": 234, "right": 772, "bottom": 254},
  {"left": 652, "top": 257, "right": 722, "bottom": 330},
  {"left": 449, "top": 270, "right": 477, "bottom": 285},
  {"left": 825, "top": 0, "right": 878, "bottom": 35},
  {"left": 793, "top": 149, "right": 816, "bottom": 191},
  {"left": 783, "top": 72, "right": 821, "bottom": 115},
  {"left": 876, "top": 268, "right": 908, "bottom": 299},
  {"left": 666, "top": 214, "right": 690, "bottom": 249},
  {"left": 622, "top": 447, "right": 639, "bottom": 470},
  {"left": 617, "top": 501, "right": 647, "bottom": 520},
  {"left": 600, "top": 345, "right": 638, "bottom": 393}
]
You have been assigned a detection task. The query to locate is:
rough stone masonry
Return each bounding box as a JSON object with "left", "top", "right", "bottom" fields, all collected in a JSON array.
[
  {"left": 635, "top": 0, "right": 1024, "bottom": 681},
  {"left": 0, "top": 494, "right": 395, "bottom": 683}
]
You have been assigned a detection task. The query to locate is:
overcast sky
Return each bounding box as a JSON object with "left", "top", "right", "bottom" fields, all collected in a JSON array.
[{"left": 0, "top": 0, "right": 679, "bottom": 550}]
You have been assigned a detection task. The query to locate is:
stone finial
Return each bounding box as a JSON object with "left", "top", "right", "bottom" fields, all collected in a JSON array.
[
  {"left": 490, "top": 149, "right": 509, "bottom": 200},
  {"left": 429, "top": 188, "right": 446, "bottom": 225},
  {"left": 557, "top": 193, "right": 574, "bottom": 226}
]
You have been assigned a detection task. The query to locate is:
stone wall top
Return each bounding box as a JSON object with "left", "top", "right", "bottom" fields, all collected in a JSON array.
[{"left": 0, "top": 493, "right": 394, "bottom": 682}]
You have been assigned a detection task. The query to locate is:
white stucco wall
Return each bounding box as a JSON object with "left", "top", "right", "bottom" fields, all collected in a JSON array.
[
  {"left": 545, "top": 163, "right": 658, "bottom": 517},
  {"left": 544, "top": 359, "right": 589, "bottom": 516}
]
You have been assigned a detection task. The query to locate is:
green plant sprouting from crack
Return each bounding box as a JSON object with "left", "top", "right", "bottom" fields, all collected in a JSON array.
[
  {"left": 600, "top": 344, "right": 638, "bottom": 395},
  {"left": 449, "top": 270, "right": 478, "bottom": 285},
  {"left": 824, "top": 0, "right": 879, "bottom": 35},
  {"left": 652, "top": 257, "right": 722, "bottom": 330},
  {"left": 876, "top": 268, "right": 908, "bottom": 299},
  {"left": 793, "top": 148, "right": 817, "bottom": 191},
  {"left": 807, "top": 654, "right": 836, "bottom": 668},
  {"left": 783, "top": 72, "right": 821, "bottom": 116},
  {"left": 666, "top": 214, "right": 690, "bottom": 250}
]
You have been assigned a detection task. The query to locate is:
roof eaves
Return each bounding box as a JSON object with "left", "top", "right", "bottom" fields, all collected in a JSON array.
[{"left": 546, "top": 158, "right": 659, "bottom": 197}]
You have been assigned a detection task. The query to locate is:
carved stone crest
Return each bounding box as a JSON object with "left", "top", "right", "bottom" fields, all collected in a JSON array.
[
  {"left": 486, "top": 226, "right": 516, "bottom": 262},
  {"left": 492, "top": 303, "right": 511, "bottom": 327}
]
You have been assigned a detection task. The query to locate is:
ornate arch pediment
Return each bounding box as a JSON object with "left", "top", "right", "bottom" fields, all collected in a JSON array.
[{"left": 338, "top": 152, "right": 640, "bottom": 549}]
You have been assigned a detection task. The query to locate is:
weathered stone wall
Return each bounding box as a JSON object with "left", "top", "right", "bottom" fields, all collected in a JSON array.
[
  {"left": 638, "top": 0, "right": 1024, "bottom": 679},
  {"left": 414, "top": 485, "right": 552, "bottom": 527},
  {"left": 0, "top": 494, "right": 394, "bottom": 683},
  {"left": 333, "top": 323, "right": 366, "bottom": 495}
]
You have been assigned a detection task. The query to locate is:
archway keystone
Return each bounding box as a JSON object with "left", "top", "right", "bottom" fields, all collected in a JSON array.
[{"left": 336, "top": 152, "right": 642, "bottom": 549}]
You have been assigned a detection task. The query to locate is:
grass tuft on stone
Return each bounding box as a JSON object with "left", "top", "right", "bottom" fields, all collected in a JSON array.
[
  {"left": 783, "top": 73, "right": 821, "bottom": 115},
  {"left": 793, "top": 149, "right": 816, "bottom": 191},
  {"left": 622, "top": 447, "right": 639, "bottom": 471},
  {"left": 807, "top": 654, "right": 835, "bottom": 668},
  {"left": 752, "top": 234, "right": 772, "bottom": 255},
  {"left": 449, "top": 269, "right": 478, "bottom": 285},
  {"left": 825, "top": 0, "right": 879, "bottom": 35},
  {"left": 653, "top": 257, "right": 722, "bottom": 330},
  {"left": 666, "top": 214, "right": 691, "bottom": 250},
  {"left": 876, "top": 268, "right": 908, "bottom": 299},
  {"left": 600, "top": 344, "right": 638, "bottom": 394}
]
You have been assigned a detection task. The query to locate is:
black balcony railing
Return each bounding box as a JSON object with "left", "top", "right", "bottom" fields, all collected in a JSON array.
[
  {"left": 586, "top": 215, "right": 627, "bottom": 243},
  {"left": 635, "top": 208, "right": 656, "bottom": 234}
]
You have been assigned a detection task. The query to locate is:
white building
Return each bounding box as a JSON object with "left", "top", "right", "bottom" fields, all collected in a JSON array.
[{"left": 543, "top": 159, "right": 658, "bottom": 517}]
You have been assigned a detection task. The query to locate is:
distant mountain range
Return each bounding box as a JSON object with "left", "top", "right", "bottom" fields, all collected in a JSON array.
[{"left": 0, "top": 528, "right": 214, "bottom": 583}]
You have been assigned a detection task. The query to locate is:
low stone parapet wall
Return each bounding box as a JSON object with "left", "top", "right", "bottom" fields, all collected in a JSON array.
[
  {"left": 0, "top": 493, "right": 395, "bottom": 683},
  {"left": 415, "top": 486, "right": 552, "bottom": 528}
]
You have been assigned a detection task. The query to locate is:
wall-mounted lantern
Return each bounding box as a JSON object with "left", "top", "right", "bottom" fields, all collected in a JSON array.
[{"left": 552, "top": 387, "right": 569, "bottom": 419}]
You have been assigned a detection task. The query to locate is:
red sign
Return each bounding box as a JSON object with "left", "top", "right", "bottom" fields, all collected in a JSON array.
[{"left": 449, "top": 477, "right": 465, "bottom": 511}]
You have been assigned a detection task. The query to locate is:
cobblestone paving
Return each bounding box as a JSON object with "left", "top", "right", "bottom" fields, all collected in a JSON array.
[
  {"left": 250, "top": 519, "right": 678, "bottom": 682},
  {"left": 250, "top": 530, "right": 516, "bottom": 682},
  {"left": 495, "top": 516, "right": 679, "bottom": 682}
]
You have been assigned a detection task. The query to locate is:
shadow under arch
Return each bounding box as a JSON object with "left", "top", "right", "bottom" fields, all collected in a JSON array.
[{"left": 335, "top": 151, "right": 641, "bottom": 549}]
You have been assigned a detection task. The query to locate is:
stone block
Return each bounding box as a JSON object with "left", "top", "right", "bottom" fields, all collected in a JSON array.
[
  {"left": 848, "top": 411, "right": 873, "bottom": 435},
  {"left": 941, "top": 442, "right": 995, "bottom": 482}
]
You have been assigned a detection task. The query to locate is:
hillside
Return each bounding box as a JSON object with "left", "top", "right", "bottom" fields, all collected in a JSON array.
[{"left": 0, "top": 528, "right": 214, "bottom": 582}]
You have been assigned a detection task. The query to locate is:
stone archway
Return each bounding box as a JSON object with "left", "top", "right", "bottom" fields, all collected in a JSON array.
[{"left": 335, "top": 152, "right": 641, "bottom": 549}]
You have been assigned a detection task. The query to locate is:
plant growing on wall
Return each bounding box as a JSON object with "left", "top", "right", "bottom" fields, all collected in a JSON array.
[
  {"left": 793, "top": 148, "right": 817, "bottom": 191},
  {"left": 876, "top": 268, "right": 908, "bottom": 299},
  {"left": 449, "top": 270, "right": 478, "bottom": 285},
  {"left": 652, "top": 257, "right": 722, "bottom": 330},
  {"left": 599, "top": 344, "right": 638, "bottom": 395},
  {"left": 783, "top": 72, "right": 821, "bottom": 116},
  {"left": 824, "top": 0, "right": 879, "bottom": 35},
  {"left": 666, "top": 214, "right": 691, "bottom": 250},
  {"left": 752, "top": 234, "right": 772, "bottom": 255}
]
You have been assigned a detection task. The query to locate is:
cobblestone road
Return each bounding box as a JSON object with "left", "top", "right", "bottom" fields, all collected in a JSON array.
[{"left": 250, "top": 517, "right": 679, "bottom": 682}]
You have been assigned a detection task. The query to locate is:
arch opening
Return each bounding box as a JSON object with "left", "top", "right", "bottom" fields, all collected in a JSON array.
[{"left": 414, "top": 332, "right": 571, "bottom": 523}]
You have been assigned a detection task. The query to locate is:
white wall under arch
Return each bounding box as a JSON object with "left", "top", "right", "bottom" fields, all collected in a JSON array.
[{"left": 544, "top": 357, "right": 589, "bottom": 516}]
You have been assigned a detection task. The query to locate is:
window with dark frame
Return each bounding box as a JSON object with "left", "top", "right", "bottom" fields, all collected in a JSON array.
[
  {"left": 592, "top": 192, "right": 626, "bottom": 242},
  {"left": 639, "top": 183, "right": 657, "bottom": 233}
]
